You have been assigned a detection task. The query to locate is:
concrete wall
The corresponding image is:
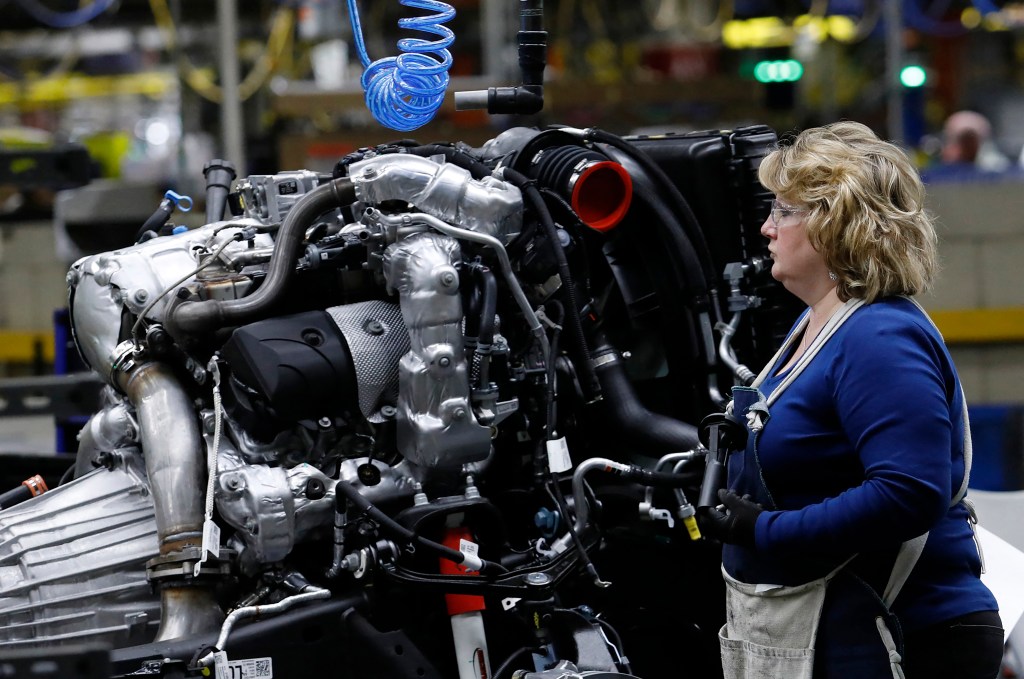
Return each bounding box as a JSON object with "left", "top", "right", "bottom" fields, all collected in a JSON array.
[
  {"left": 0, "top": 220, "right": 69, "bottom": 333},
  {"left": 922, "top": 179, "right": 1024, "bottom": 405}
]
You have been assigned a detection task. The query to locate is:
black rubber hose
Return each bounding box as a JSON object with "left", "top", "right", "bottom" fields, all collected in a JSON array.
[
  {"left": 602, "top": 149, "right": 718, "bottom": 387},
  {"left": 463, "top": 271, "right": 483, "bottom": 347},
  {"left": 472, "top": 263, "right": 498, "bottom": 349},
  {"left": 171, "top": 178, "right": 357, "bottom": 333},
  {"left": 334, "top": 480, "right": 507, "bottom": 575},
  {"left": 620, "top": 464, "right": 702, "bottom": 488},
  {"left": 583, "top": 128, "right": 718, "bottom": 288},
  {"left": 135, "top": 198, "right": 174, "bottom": 243},
  {"left": 626, "top": 173, "right": 711, "bottom": 301},
  {"left": 590, "top": 342, "right": 700, "bottom": 453},
  {"left": 466, "top": 262, "right": 497, "bottom": 387},
  {"left": 203, "top": 159, "right": 237, "bottom": 224}
]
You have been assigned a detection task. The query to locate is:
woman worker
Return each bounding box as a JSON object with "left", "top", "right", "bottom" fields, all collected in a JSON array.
[{"left": 698, "top": 121, "right": 1002, "bottom": 678}]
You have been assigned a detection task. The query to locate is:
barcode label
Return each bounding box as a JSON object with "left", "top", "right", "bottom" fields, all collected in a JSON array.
[
  {"left": 546, "top": 437, "right": 572, "bottom": 473},
  {"left": 213, "top": 652, "right": 273, "bottom": 678}
]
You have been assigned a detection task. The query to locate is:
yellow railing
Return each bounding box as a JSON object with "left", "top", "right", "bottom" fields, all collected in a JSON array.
[
  {"left": 929, "top": 307, "right": 1024, "bottom": 345},
  {"left": 0, "top": 331, "right": 55, "bottom": 363}
]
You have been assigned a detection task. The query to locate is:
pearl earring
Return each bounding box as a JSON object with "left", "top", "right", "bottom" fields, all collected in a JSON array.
[{"left": 828, "top": 271, "right": 838, "bottom": 281}]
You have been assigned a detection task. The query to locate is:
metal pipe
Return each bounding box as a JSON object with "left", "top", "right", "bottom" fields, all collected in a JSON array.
[
  {"left": 199, "top": 588, "right": 333, "bottom": 666},
  {"left": 547, "top": 457, "right": 631, "bottom": 554},
  {"left": 885, "top": 0, "right": 904, "bottom": 145},
  {"left": 717, "top": 312, "right": 756, "bottom": 386},
  {"left": 120, "top": 362, "right": 204, "bottom": 547},
  {"left": 155, "top": 587, "right": 226, "bottom": 642},
  {"left": 480, "top": 0, "right": 509, "bottom": 80},
  {"left": 217, "top": 0, "right": 246, "bottom": 173},
  {"left": 118, "top": 360, "right": 222, "bottom": 641}
]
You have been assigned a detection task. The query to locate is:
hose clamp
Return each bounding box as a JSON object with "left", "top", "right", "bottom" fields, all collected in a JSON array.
[
  {"left": 589, "top": 351, "right": 619, "bottom": 370},
  {"left": 146, "top": 547, "right": 234, "bottom": 583},
  {"left": 109, "top": 340, "right": 141, "bottom": 380}
]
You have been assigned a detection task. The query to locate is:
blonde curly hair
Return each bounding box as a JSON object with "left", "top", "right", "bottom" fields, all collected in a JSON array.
[{"left": 758, "top": 121, "right": 938, "bottom": 303}]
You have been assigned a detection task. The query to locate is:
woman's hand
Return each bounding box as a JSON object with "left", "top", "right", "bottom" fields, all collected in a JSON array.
[{"left": 698, "top": 489, "right": 763, "bottom": 548}]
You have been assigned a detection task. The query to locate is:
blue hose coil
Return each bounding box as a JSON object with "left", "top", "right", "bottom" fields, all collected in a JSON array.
[
  {"left": 16, "top": 0, "right": 116, "bottom": 29},
  {"left": 346, "top": 0, "right": 456, "bottom": 132}
]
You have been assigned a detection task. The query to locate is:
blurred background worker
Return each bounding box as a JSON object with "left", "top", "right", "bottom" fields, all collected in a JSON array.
[{"left": 938, "top": 110, "right": 1010, "bottom": 173}]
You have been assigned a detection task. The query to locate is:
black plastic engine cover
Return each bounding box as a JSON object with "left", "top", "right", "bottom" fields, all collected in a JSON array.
[{"left": 220, "top": 310, "right": 360, "bottom": 427}]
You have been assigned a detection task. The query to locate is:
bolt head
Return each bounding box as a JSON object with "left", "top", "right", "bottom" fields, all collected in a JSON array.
[{"left": 525, "top": 572, "right": 551, "bottom": 586}]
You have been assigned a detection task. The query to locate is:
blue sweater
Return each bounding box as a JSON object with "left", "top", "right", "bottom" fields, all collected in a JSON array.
[{"left": 729, "top": 297, "right": 997, "bottom": 632}]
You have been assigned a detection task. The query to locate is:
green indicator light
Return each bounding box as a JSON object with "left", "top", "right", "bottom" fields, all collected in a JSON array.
[
  {"left": 900, "top": 65, "right": 927, "bottom": 88},
  {"left": 753, "top": 60, "right": 804, "bottom": 83}
]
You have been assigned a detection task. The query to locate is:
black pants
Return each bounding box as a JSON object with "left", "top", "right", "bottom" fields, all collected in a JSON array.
[{"left": 903, "top": 610, "right": 1004, "bottom": 679}]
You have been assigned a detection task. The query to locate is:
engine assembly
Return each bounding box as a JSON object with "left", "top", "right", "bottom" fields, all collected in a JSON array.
[{"left": 0, "top": 123, "right": 801, "bottom": 679}]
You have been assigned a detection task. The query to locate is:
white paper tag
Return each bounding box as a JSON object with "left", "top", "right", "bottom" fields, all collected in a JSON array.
[
  {"left": 546, "top": 437, "right": 572, "bottom": 473},
  {"left": 213, "top": 651, "right": 274, "bottom": 678},
  {"left": 203, "top": 520, "right": 221, "bottom": 559},
  {"left": 458, "top": 538, "right": 479, "bottom": 558},
  {"left": 194, "top": 520, "right": 222, "bottom": 576}
]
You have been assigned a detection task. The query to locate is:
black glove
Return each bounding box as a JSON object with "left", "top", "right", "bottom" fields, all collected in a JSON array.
[{"left": 698, "top": 488, "right": 763, "bottom": 548}]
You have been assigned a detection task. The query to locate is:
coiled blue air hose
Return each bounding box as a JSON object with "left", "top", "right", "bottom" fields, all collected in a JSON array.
[
  {"left": 345, "top": 0, "right": 455, "bottom": 132},
  {"left": 16, "top": 0, "right": 116, "bottom": 29}
]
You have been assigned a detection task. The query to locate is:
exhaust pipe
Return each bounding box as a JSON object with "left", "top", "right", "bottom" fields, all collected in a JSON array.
[{"left": 118, "top": 360, "right": 223, "bottom": 641}]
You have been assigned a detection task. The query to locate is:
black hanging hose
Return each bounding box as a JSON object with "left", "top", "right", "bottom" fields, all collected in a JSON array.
[
  {"left": 468, "top": 262, "right": 498, "bottom": 388},
  {"left": 625, "top": 173, "right": 713, "bottom": 303},
  {"left": 593, "top": 134, "right": 726, "bottom": 403},
  {"left": 532, "top": 298, "right": 565, "bottom": 486},
  {"left": 582, "top": 128, "right": 718, "bottom": 289},
  {"left": 590, "top": 341, "right": 701, "bottom": 454}
]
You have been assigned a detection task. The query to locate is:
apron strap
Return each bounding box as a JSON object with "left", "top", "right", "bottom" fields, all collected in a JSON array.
[
  {"left": 880, "top": 297, "right": 978, "bottom": 606},
  {"left": 904, "top": 296, "right": 973, "bottom": 506},
  {"left": 875, "top": 616, "right": 908, "bottom": 679},
  {"left": 752, "top": 299, "right": 866, "bottom": 407},
  {"left": 882, "top": 532, "right": 929, "bottom": 608}
]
